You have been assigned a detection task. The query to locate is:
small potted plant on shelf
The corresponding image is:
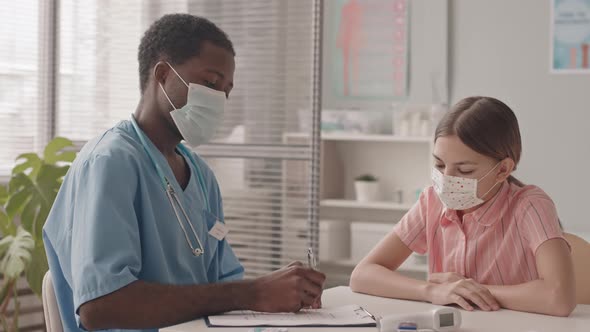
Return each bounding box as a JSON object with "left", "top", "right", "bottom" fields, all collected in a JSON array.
[{"left": 354, "top": 174, "right": 380, "bottom": 202}]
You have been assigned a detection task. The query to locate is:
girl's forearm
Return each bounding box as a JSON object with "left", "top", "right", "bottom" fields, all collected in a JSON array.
[
  {"left": 350, "top": 263, "right": 432, "bottom": 302},
  {"left": 487, "top": 280, "right": 576, "bottom": 317}
]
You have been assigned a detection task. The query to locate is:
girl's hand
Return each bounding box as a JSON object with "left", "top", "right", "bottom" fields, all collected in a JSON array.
[{"left": 427, "top": 279, "right": 500, "bottom": 312}]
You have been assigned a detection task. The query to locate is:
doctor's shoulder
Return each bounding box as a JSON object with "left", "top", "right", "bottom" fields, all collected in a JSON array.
[{"left": 70, "top": 127, "right": 144, "bottom": 181}]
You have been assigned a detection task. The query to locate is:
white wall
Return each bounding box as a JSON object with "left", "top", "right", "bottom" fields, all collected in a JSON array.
[{"left": 449, "top": 0, "right": 590, "bottom": 234}]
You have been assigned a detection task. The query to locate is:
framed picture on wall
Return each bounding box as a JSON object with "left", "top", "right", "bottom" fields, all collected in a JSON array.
[
  {"left": 551, "top": 0, "right": 590, "bottom": 74},
  {"left": 322, "top": 0, "right": 410, "bottom": 104}
]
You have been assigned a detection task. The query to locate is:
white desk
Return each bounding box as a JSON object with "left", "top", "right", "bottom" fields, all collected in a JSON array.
[{"left": 162, "top": 286, "right": 590, "bottom": 332}]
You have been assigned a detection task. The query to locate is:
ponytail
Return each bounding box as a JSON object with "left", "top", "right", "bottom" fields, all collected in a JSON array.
[{"left": 507, "top": 175, "right": 525, "bottom": 187}]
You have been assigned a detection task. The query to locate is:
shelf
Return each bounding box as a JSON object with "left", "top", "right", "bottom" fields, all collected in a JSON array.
[
  {"left": 324, "top": 258, "right": 428, "bottom": 274},
  {"left": 285, "top": 132, "right": 431, "bottom": 143},
  {"left": 321, "top": 199, "right": 414, "bottom": 211}
]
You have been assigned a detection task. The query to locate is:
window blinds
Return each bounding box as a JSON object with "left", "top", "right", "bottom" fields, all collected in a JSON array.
[
  {"left": 0, "top": 0, "right": 52, "bottom": 178},
  {"left": 1, "top": 0, "right": 322, "bottom": 279},
  {"left": 186, "top": 0, "right": 321, "bottom": 277}
]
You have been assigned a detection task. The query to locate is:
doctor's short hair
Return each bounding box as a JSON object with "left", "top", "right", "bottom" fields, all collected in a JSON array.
[
  {"left": 434, "top": 96, "right": 525, "bottom": 187},
  {"left": 138, "top": 13, "right": 235, "bottom": 94}
]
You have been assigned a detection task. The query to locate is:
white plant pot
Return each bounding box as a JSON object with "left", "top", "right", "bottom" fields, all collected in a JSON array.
[{"left": 354, "top": 181, "right": 380, "bottom": 202}]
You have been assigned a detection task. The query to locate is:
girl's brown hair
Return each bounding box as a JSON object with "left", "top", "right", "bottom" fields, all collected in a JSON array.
[{"left": 435, "top": 96, "right": 524, "bottom": 186}]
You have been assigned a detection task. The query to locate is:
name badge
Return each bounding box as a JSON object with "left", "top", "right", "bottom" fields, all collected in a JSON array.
[{"left": 209, "top": 221, "right": 229, "bottom": 241}]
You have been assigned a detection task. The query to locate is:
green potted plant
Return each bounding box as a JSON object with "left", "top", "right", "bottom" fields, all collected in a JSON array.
[
  {"left": 0, "top": 137, "right": 75, "bottom": 330},
  {"left": 354, "top": 174, "right": 380, "bottom": 202}
]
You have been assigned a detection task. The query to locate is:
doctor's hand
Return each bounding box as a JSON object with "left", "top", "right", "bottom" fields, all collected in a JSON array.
[
  {"left": 250, "top": 261, "right": 326, "bottom": 313},
  {"left": 427, "top": 278, "right": 500, "bottom": 312}
]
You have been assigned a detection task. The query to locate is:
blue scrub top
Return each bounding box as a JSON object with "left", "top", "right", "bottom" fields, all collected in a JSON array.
[{"left": 43, "top": 120, "right": 244, "bottom": 331}]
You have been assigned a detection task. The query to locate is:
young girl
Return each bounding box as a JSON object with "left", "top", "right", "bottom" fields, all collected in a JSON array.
[{"left": 350, "top": 96, "right": 576, "bottom": 317}]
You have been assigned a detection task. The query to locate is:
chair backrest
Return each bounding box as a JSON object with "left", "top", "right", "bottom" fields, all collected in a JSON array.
[
  {"left": 564, "top": 233, "right": 590, "bottom": 305},
  {"left": 42, "top": 271, "right": 64, "bottom": 332}
]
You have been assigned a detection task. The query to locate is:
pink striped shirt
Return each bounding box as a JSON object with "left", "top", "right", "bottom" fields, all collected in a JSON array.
[{"left": 393, "top": 181, "right": 567, "bottom": 285}]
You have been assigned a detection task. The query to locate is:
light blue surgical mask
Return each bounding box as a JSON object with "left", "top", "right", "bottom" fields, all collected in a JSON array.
[{"left": 158, "top": 62, "right": 226, "bottom": 147}]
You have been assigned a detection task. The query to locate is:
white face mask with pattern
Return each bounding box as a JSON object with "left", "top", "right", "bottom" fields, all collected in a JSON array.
[{"left": 431, "top": 162, "right": 501, "bottom": 210}]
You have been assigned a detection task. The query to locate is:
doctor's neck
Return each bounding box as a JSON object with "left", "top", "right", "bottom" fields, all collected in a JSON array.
[{"left": 134, "top": 101, "right": 182, "bottom": 158}]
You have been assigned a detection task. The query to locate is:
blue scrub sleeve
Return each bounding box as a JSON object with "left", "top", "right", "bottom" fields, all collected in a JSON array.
[
  {"left": 70, "top": 154, "right": 142, "bottom": 314},
  {"left": 213, "top": 185, "right": 244, "bottom": 281},
  {"left": 217, "top": 240, "right": 245, "bottom": 281}
]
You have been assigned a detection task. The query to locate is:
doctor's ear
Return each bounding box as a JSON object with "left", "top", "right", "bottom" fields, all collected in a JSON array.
[
  {"left": 496, "top": 158, "right": 515, "bottom": 182},
  {"left": 153, "top": 61, "right": 171, "bottom": 86}
]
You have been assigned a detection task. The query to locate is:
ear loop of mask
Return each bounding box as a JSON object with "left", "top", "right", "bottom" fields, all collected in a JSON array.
[
  {"left": 164, "top": 61, "right": 189, "bottom": 88},
  {"left": 155, "top": 62, "right": 189, "bottom": 110},
  {"left": 478, "top": 161, "right": 503, "bottom": 200}
]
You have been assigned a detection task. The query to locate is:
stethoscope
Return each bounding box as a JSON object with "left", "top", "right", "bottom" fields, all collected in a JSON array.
[{"left": 131, "top": 115, "right": 208, "bottom": 257}]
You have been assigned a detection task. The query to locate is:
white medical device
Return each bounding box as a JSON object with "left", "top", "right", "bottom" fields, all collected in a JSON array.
[{"left": 378, "top": 307, "right": 462, "bottom": 332}]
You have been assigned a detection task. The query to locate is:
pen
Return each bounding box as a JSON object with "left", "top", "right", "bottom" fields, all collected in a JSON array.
[
  {"left": 359, "top": 306, "right": 377, "bottom": 322},
  {"left": 307, "top": 247, "right": 317, "bottom": 270}
]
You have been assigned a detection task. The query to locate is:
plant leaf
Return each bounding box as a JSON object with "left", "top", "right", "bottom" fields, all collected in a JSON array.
[
  {"left": 37, "top": 164, "right": 69, "bottom": 190},
  {"left": 56, "top": 151, "right": 77, "bottom": 164},
  {"left": 36, "top": 164, "right": 68, "bottom": 206},
  {"left": 44, "top": 137, "right": 75, "bottom": 165},
  {"left": 13, "top": 153, "right": 42, "bottom": 178},
  {"left": 9, "top": 165, "right": 68, "bottom": 240},
  {"left": 6, "top": 174, "right": 34, "bottom": 220},
  {"left": 33, "top": 205, "right": 49, "bottom": 242},
  {"left": 0, "top": 235, "right": 11, "bottom": 257},
  {"left": 0, "top": 227, "right": 34, "bottom": 279},
  {"left": 0, "top": 211, "right": 16, "bottom": 237},
  {"left": 26, "top": 243, "right": 48, "bottom": 298},
  {"left": 0, "top": 185, "right": 8, "bottom": 205},
  {"left": 20, "top": 198, "right": 38, "bottom": 237}
]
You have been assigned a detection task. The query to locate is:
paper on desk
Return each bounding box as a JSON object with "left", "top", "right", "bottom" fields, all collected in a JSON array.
[{"left": 205, "top": 304, "right": 376, "bottom": 327}]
